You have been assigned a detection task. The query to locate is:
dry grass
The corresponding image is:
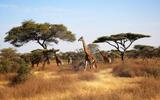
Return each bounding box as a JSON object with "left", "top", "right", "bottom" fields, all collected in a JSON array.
[
  {"left": 70, "top": 77, "right": 160, "bottom": 100},
  {"left": 0, "top": 58, "right": 160, "bottom": 100},
  {"left": 78, "top": 72, "right": 97, "bottom": 81},
  {"left": 112, "top": 58, "right": 160, "bottom": 77},
  {"left": 0, "top": 73, "right": 16, "bottom": 81},
  {"left": 0, "top": 74, "right": 77, "bottom": 100}
]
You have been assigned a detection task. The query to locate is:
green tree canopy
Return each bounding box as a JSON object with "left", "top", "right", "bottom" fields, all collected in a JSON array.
[
  {"left": 134, "top": 45, "right": 154, "bottom": 51},
  {"left": 93, "top": 33, "right": 150, "bottom": 61},
  {"left": 134, "top": 45, "right": 155, "bottom": 58},
  {"left": 5, "top": 20, "right": 76, "bottom": 49}
]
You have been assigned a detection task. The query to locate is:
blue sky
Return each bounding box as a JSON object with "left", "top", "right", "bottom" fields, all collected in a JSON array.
[{"left": 0, "top": 0, "right": 160, "bottom": 53}]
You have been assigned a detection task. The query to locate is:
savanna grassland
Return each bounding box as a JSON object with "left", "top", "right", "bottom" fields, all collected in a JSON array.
[{"left": 0, "top": 58, "right": 160, "bottom": 100}]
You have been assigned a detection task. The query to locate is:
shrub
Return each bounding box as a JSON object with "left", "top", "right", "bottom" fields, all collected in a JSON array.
[
  {"left": 0, "top": 48, "right": 22, "bottom": 73},
  {"left": 0, "top": 64, "right": 8, "bottom": 73},
  {"left": 141, "top": 67, "right": 160, "bottom": 77},
  {"left": 112, "top": 64, "right": 136, "bottom": 77},
  {"left": 112, "top": 62, "right": 160, "bottom": 78},
  {"left": 11, "top": 61, "right": 31, "bottom": 85}
]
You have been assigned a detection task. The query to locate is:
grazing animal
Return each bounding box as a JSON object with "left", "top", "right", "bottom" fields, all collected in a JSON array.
[
  {"left": 97, "top": 49, "right": 112, "bottom": 63},
  {"left": 30, "top": 48, "right": 62, "bottom": 69},
  {"left": 31, "top": 56, "right": 42, "bottom": 68},
  {"left": 54, "top": 52, "right": 63, "bottom": 67},
  {"left": 78, "top": 36, "right": 98, "bottom": 71},
  {"left": 44, "top": 48, "right": 63, "bottom": 67},
  {"left": 30, "top": 49, "right": 43, "bottom": 68}
]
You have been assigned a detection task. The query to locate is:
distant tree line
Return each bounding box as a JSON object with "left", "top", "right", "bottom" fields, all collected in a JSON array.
[{"left": 127, "top": 45, "right": 160, "bottom": 59}]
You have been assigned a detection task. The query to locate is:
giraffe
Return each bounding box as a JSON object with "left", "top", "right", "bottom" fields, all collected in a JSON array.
[
  {"left": 33, "top": 48, "right": 62, "bottom": 69},
  {"left": 97, "top": 49, "right": 109, "bottom": 63},
  {"left": 97, "top": 49, "right": 112, "bottom": 63},
  {"left": 30, "top": 48, "right": 61, "bottom": 69},
  {"left": 54, "top": 52, "right": 63, "bottom": 67},
  {"left": 43, "top": 48, "right": 63, "bottom": 67},
  {"left": 78, "top": 36, "right": 98, "bottom": 71}
]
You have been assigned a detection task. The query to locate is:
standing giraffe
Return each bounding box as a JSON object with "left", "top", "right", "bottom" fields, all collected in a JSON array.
[
  {"left": 45, "top": 48, "right": 63, "bottom": 67},
  {"left": 97, "top": 49, "right": 110, "bottom": 63},
  {"left": 97, "top": 49, "right": 109, "bottom": 63},
  {"left": 54, "top": 52, "right": 63, "bottom": 67},
  {"left": 78, "top": 36, "right": 98, "bottom": 71},
  {"left": 42, "top": 48, "right": 63, "bottom": 69}
]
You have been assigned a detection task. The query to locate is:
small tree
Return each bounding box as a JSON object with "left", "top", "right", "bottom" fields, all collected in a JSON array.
[
  {"left": 0, "top": 48, "right": 20, "bottom": 73},
  {"left": 93, "top": 33, "right": 150, "bottom": 61}
]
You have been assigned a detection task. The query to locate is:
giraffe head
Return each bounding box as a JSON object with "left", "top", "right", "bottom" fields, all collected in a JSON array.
[
  {"left": 51, "top": 48, "right": 60, "bottom": 53},
  {"left": 78, "top": 36, "right": 84, "bottom": 41}
]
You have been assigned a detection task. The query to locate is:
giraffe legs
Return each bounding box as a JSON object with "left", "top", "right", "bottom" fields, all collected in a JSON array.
[
  {"left": 108, "top": 57, "right": 112, "bottom": 63},
  {"left": 92, "top": 63, "right": 96, "bottom": 69},
  {"left": 92, "top": 61, "right": 97, "bottom": 69},
  {"left": 84, "top": 60, "right": 88, "bottom": 71},
  {"left": 84, "top": 60, "right": 97, "bottom": 71}
]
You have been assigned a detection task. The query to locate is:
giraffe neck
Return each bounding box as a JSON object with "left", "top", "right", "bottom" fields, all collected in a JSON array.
[
  {"left": 81, "top": 39, "right": 90, "bottom": 54},
  {"left": 98, "top": 49, "right": 103, "bottom": 56},
  {"left": 99, "top": 52, "right": 104, "bottom": 56},
  {"left": 54, "top": 53, "right": 58, "bottom": 58}
]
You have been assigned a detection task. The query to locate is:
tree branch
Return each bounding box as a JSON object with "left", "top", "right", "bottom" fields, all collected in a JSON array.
[
  {"left": 37, "top": 39, "right": 46, "bottom": 49},
  {"left": 125, "top": 40, "right": 134, "bottom": 51},
  {"left": 106, "top": 41, "right": 118, "bottom": 49},
  {"left": 115, "top": 41, "right": 120, "bottom": 50}
]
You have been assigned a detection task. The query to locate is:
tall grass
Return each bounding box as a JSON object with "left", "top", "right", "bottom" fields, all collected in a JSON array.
[
  {"left": 71, "top": 77, "right": 160, "bottom": 100},
  {"left": 0, "top": 75, "right": 77, "bottom": 100},
  {"left": 0, "top": 58, "right": 160, "bottom": 100},
  {"left": 78, "top": 72, "right": 97, "bottom": 81},
  {"left": 112, "top": 58, "right": 160, "bottom": 77}
]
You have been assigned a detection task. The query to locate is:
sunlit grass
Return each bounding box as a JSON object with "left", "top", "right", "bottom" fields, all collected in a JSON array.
[{"left": 0, "top": 58, "right": 160, "bottom": 100}]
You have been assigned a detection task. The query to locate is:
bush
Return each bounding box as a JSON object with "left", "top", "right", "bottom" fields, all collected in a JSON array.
[
  {"left": 11, "top": 61, "right": 31, "bottom": 85},
  {"left": 141, "top": 67, "right": 160, "bottom": 77},
  {"left": 0, "top": 48, "right": 23, "bottom": 73},
  {"left": 112, "top": 62, "right": 160, "bottom": 78},
  {"left": 0, "top": 60, "right": 12, "bottom": 73},
  {"left": 0, "top": 64, "right": 8, "bottom": 73},
  {"left": 112, "top": 65, "right": 135, "bottom": 77}
]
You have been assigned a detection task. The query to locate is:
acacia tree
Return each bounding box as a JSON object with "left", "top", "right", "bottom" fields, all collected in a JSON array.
[
  {"left": 93, "top": 33, "right": 150, "bottom": 61},
  {"left": 5, "top": 20, "right": 76, "bottom": 67},
  {"left": 5, "top": 20, "right": 76, "bottom": 48},
  {"left": 134, "top": 45, "right": 155, "bottom": 59}
]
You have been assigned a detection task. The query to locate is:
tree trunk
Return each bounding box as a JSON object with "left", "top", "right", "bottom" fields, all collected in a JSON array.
[
  {"left": 42, "top": 46, "right": 50, "bottom": 63},
  {"left": 42, "top": 46, "right": 50, "bottom": 69},
  {"left": 46, "top": 56, "right": 50, "bottom": 64},
  {"left": 120, "top": 52, "right": 125, "bottom": 61}
]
